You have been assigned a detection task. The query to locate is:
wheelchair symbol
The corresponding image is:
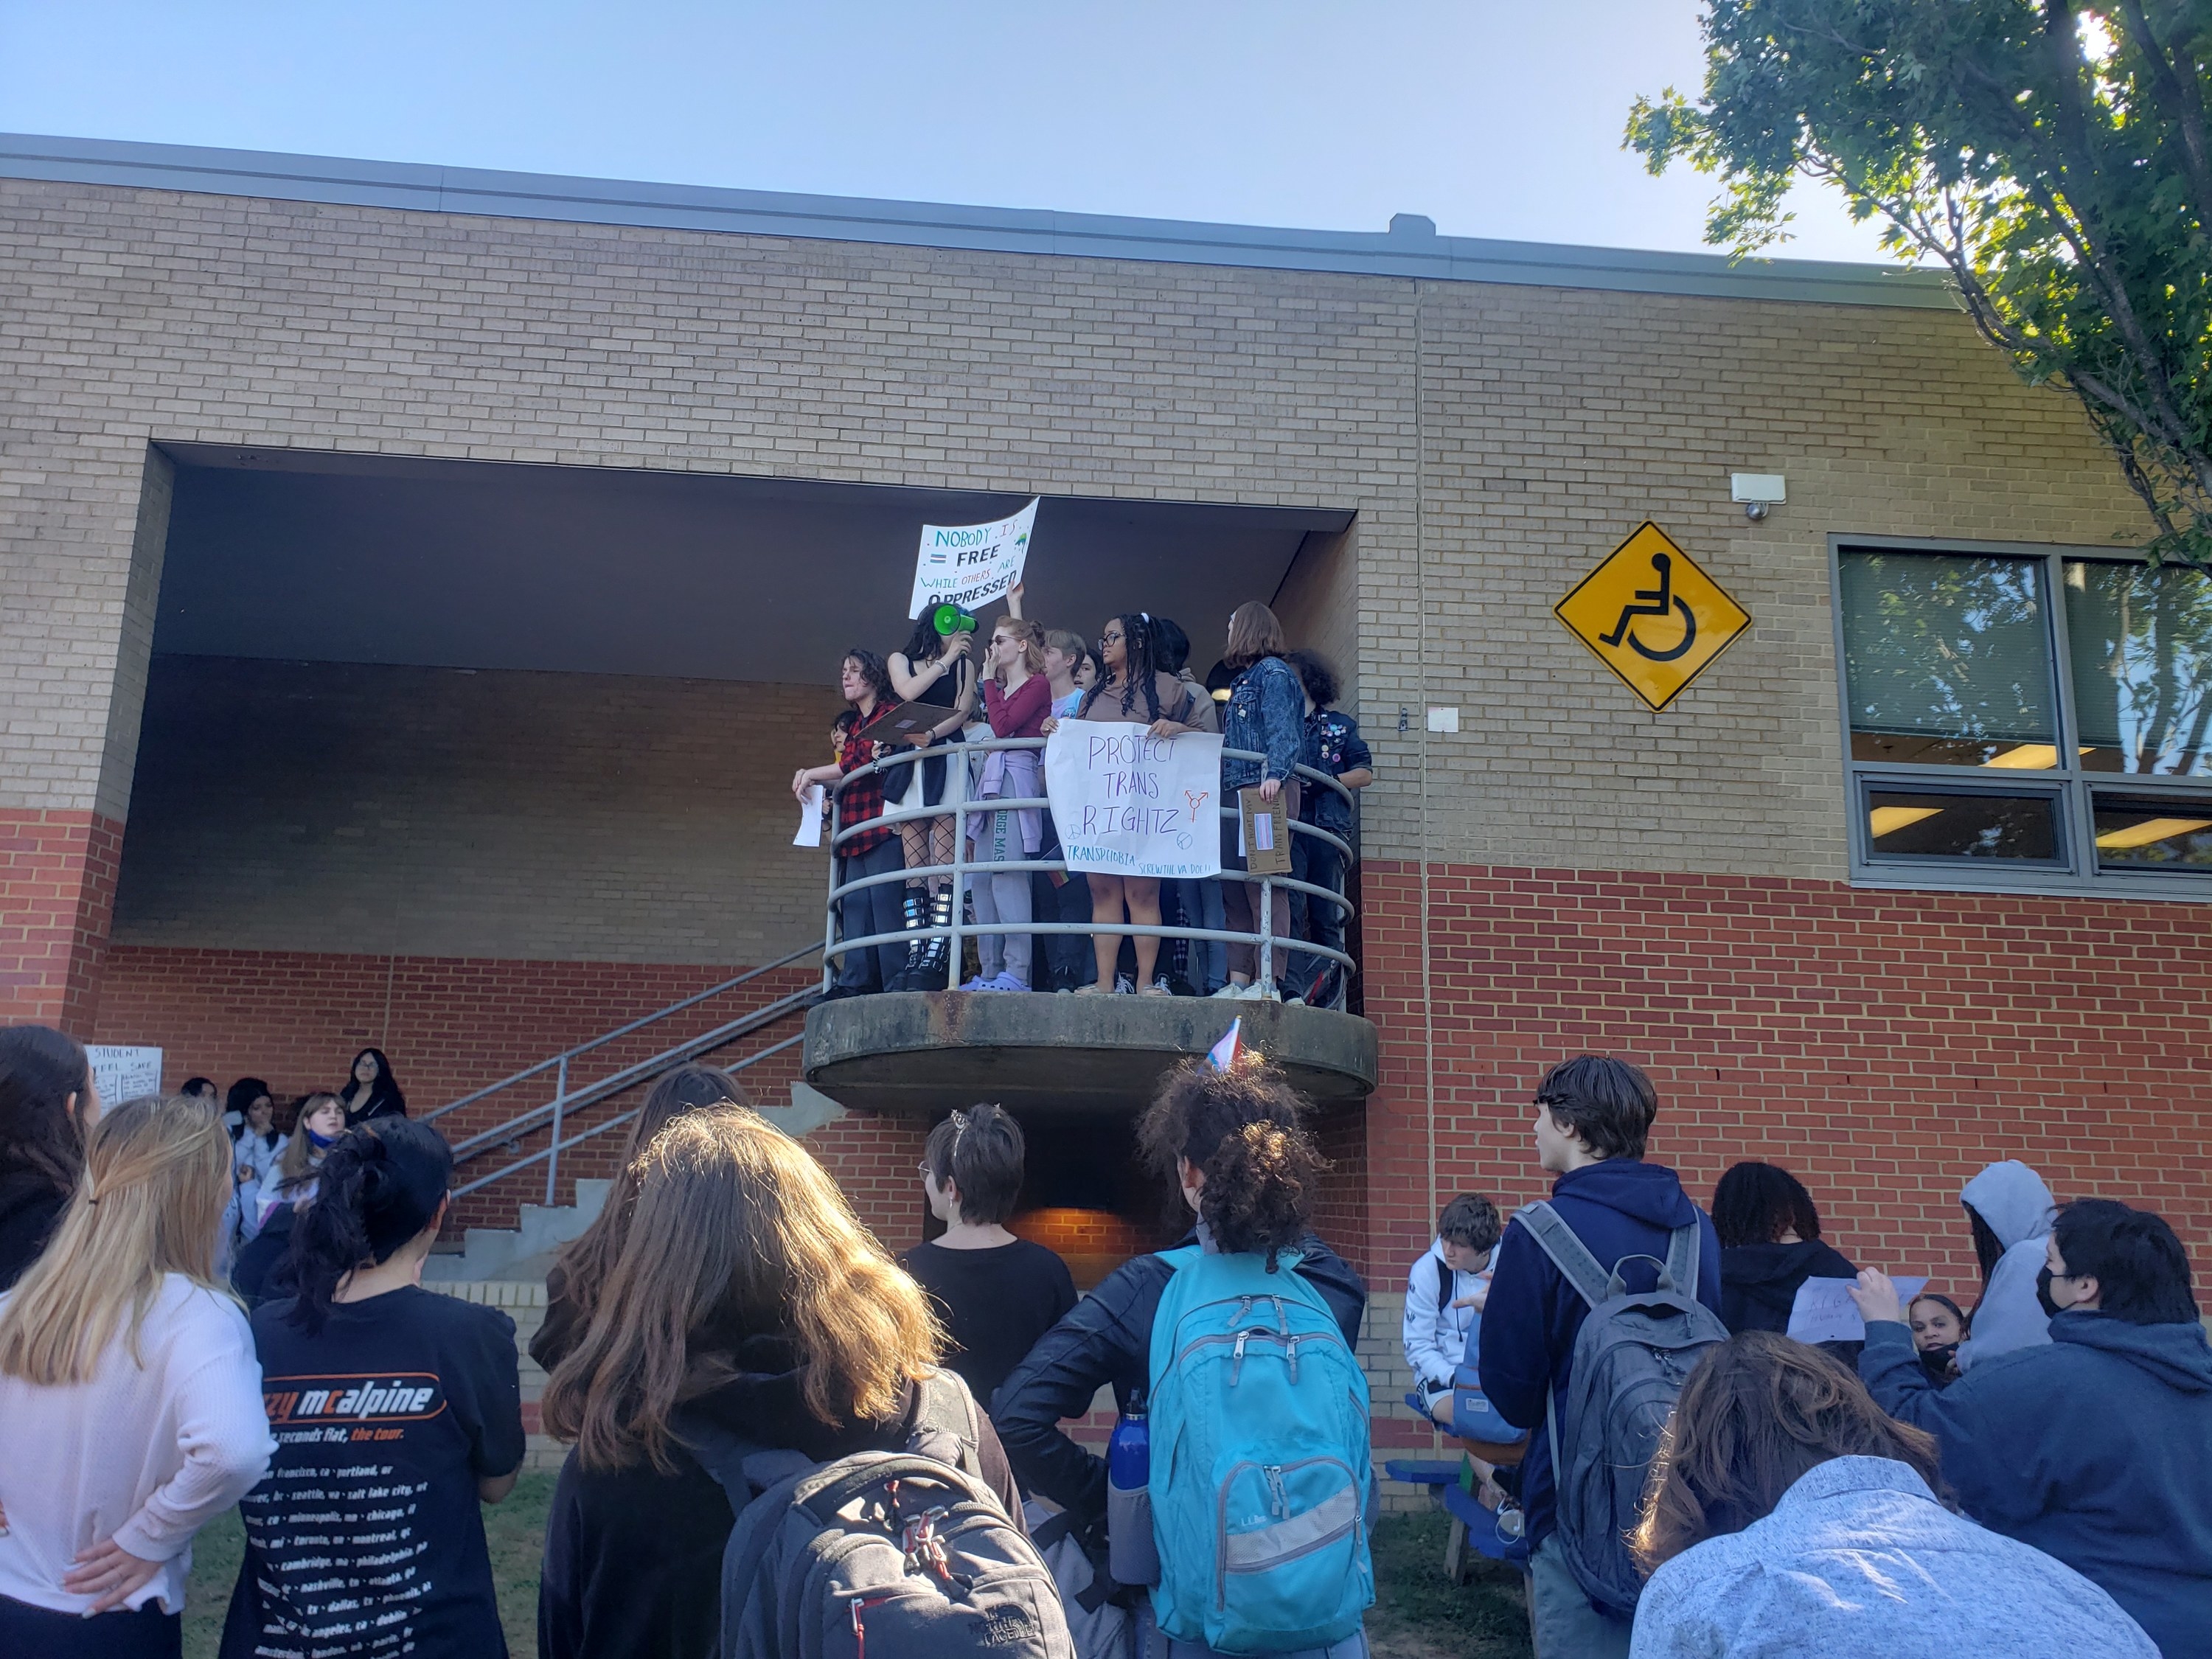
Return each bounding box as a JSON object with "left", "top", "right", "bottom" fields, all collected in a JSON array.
[{"left": 1598, "top": 552, "right": 1697, "bottom": 661}]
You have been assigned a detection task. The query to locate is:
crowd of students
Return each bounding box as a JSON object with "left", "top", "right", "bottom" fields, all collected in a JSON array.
[
  {"left": 798, "top": 590, "right": 1373, "bottom": 1005},
  {"left": 1, "top": 1016, "right": 2207, "bottom": 1659}
]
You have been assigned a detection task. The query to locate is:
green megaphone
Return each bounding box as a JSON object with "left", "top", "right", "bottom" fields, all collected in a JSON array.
[{"left": 933, "top": 603, "right": 979, "bottom": 636}]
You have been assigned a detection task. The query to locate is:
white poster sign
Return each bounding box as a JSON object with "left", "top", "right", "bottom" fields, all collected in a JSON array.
[
  {"left": 87, "top": 1044, "right": 164, "bottom": 1107},
  {"left": 907, "top": 498, "right": 1039, "bottom": 620},
  {"left": 1044, "top": 720, "right": 1223, "bottom": 880},
  {"left": 1786, "top": 1275, "right": 1925, "bottom": 1346}
]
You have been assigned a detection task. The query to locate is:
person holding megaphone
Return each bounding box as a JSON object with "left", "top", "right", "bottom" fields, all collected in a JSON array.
[{"left": 882, "top": 605, "right": 979, "bottom": 990}]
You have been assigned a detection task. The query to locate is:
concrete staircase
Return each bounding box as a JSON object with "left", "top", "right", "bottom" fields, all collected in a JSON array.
[{"left": 424, "top": 1177, "right": 613, "bottom": 1282}]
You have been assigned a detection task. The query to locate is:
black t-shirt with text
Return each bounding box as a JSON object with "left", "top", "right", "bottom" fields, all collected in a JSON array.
[
  {"left": 220, "top": 1285, "right": 525, "bottom": 1659},
  {"left": 901, "top": 1238, "right": 1077, "bottom": 1408}
]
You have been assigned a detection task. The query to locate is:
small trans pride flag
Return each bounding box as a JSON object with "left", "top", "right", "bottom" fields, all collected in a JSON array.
[{"left": 1206, "top": 1018, "right": 1242, "bottom": 1071}]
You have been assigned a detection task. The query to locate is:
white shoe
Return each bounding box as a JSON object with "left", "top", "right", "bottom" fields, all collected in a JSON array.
[{"left": 1211, "top": 982, "right": 1249, "bottom": 999}]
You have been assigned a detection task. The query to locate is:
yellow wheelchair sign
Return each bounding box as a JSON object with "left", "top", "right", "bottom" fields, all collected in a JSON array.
[{"left": 1554, "top": 523, "right": 1751, "bottom": 712}]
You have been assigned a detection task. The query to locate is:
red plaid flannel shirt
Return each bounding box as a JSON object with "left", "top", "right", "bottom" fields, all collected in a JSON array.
[{"left": 832, "top": 726, "right": 894, "bottom": 857}]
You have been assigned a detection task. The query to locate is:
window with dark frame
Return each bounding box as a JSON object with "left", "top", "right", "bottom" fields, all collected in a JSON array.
[{"left": 1838, "top": 545, "right": 2212, "bottom": 893}]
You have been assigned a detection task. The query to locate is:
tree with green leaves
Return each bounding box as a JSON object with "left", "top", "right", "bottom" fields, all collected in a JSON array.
[{"left": 1628, "top": 2, "right": 2212, "bottom": 560}]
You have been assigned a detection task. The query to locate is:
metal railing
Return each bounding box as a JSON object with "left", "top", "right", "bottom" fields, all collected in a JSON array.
[
  {"left": 425, "top": 940, "right": 823, "bottom": 1204},
  {"left": 821, "top": 735, "right": 1356, "bottom": 1005}
]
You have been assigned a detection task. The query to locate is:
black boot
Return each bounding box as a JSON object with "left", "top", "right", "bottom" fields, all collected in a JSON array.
[
  {"left": 884, "top": 887, "right": 927, "bottom": 991},
  {"left": 904, "top": 886, "right": 956, "bottom": 991}
]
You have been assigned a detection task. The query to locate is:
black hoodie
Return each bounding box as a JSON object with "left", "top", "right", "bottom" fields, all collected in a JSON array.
[
  {"left": 0, "top": 1166, "right": 67, "bottom": 1291},
  {"left": 538, "top": 1333, "right": 1024, "bottom": 1659},
  {"left": 1719, "top": 1239, "right": 1860, "bottom": 1335}
]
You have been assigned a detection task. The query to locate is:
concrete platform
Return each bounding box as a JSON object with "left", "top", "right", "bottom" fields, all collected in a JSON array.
[{"left": 803, "top": 991, "right": 1377, "bottom": 1113}]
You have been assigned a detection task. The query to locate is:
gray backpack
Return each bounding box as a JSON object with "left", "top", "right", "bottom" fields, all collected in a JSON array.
[
  {"left": 1518, "top": 1200, "right": 1728, "bottom": 1619},
  {"left": 679, "top": 1369, "right": 1077, "bottom": 1659}
]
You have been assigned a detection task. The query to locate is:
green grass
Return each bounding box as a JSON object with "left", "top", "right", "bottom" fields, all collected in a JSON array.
[
  {"left": 182, "top": 1472, "right": 557, "bottom": 1659},
  {"left": 1366, "top": 1511, "right": 1534, "bottom": 1659},
  {"left": 185, "top": 1483, "right": 1517, "bottom": 1659}
]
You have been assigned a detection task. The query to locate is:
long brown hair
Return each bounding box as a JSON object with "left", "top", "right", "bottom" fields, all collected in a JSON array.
[
  {"left": 541, "top": 1106, "right": 941, "bottom": 1473},
  {"left": 545, "top": 1064, "right": 748, "bottom": 1350},
  {"left": 274, "top": 1093, "right": 343, "bottom": 1189},
  {"left": 1137, "top": 1057, "right": 1326, "bottom": 1273},
  {"left": 1222, "top": 601, "right": 1287, "bottom": 672},
  {"left": 1632, "top": 1331, "right": 1948, "bottom": 1574},
  {"left": 0, "top": 1095, "right": 232, "bottom": 1385}
]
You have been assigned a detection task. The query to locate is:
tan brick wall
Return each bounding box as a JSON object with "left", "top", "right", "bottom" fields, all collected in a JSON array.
[
  {"left": 114, "top": 655, "right": 839, "bottom": 962},
  {"left": 0, "top": 174, "right": 2142, "bottom": 891}
]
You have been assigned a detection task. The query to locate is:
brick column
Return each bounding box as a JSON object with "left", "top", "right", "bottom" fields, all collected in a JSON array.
[{"left": 0, "top": 810, "right": 124, "bottom": 1033}]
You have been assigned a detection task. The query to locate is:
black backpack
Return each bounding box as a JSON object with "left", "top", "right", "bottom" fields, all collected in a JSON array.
[{"left": 679, "top": 1369, "right": 1077, "bottom": 1659}]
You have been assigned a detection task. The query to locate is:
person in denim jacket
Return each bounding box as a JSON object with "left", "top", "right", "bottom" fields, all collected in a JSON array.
[{"left": 1213, "top": 602, "right": 1304, "bottom": 999}]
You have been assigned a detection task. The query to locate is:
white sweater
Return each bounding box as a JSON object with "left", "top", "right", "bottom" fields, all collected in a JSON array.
[{"left": 0, "top": 1273, "right": 274, "bottom": 1615}]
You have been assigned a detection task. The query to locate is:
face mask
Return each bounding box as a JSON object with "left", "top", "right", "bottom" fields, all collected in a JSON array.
[
  {"left": 2036, "top": 1265, "right": 2065, "bottom": 1319},
  {"left": 1921, "top": 1341, "right": 1959, "bottom": 1371},
  {"left": 307, "top": 1126, "right": 342, "bottom": 1150}
]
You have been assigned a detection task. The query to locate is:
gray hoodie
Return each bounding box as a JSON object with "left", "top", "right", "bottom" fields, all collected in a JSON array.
[{"left": 1957, "top": 1160, "right": 2056, "bottom": 1372}]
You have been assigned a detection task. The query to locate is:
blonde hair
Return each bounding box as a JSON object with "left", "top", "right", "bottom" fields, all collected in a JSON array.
[
  {"left": 276, "top": 1093, "right": 342, "bottom": 1189},
  {"left": 990, "top": 616, "right": 1047, "bottom": 684},
  {"left": 0, "top": 1095, "right": 232, "bottom": 1385},
  {"left": 542, "top": 1106, "right": 942, "bottom": 1473}
]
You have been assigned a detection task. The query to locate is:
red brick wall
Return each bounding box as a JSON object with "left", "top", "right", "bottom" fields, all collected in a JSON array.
[
  {"left": 1358, "top": 860, "right": 2212, "bottom": 1304},
  {"left": 0, "top": 809, "right": 122, "bottom": 1034}
]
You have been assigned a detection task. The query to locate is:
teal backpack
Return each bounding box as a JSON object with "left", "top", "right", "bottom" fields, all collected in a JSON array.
[{"left": 1145, "top": 1244, "right": 1374, "bottom": 1652}]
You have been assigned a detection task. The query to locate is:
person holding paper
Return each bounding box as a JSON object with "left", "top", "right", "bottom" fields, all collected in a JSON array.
[
  {"left": 793, "top": 650, "right": 907, "bottom": 998},
  {"left": 1711, "top": 1163, "right": 1859, "bottom": 1338},
  {"left": 1851, "top": 1200, "right": 2212, "bottom": 1659},
  {"left": 1212, "top": 602, "right": 1304, "bottom": 1001},
  {"left": 1045, "top": 613, "right": 1192, "bottom": 996},
  {"left": 882, "top": 614, "right": 978, "bottom": 992}
]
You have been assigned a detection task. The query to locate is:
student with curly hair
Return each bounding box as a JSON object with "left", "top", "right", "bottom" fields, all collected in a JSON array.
[
  {"left": 992, "top": 1059, "right": 1370, "bottom": 1655},
  {"left": 1710, "top": 1161, "right": 1857, "bottom": 1338},
  {"left": 1628, "top": 1332, "right": 2155, "bottom": 1657}
]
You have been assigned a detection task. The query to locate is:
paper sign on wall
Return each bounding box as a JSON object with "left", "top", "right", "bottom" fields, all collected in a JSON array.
[
  {"left": 1238, "top": 788, "right": 1293, "bottom": 875},
  {"left": 907, "top": 498, "right": 1039, "bottom": 620},
  {"left": 1043, "top": 720, "right": 1223, "bottom": 880},
  {"left": 88, "top": 1044, "right": 164, "bottom": 1107}
]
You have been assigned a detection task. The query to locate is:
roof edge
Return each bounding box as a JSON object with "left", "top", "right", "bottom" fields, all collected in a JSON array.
[{"left": 0, "top": 131, "right": 1958, "bottom": 310}]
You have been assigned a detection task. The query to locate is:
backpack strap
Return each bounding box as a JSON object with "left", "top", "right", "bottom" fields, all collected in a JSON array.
[
  {"left": 1663, "top": 1220, "right": 1701, "bottom": 1295},
  {"left": 909, "top": 1368, "right": 985, "bottom": 1483},
  {"left": 1515, "top": 1200, "right": 1613, "bottom": 1312}
]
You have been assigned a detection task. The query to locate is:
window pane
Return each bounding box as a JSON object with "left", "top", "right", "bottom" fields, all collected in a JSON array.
[
  {"left": 2091, "top": 792, "right": 2212, "bottom": 869},
  {"left": 2064, "top": 560, "right": 2212, "bottom": 776},
  {"left": 1840, "top": 552, "right": 2056, "bottom": 765},
  {"left": 1863, "top": 788, "right": 2064, "bottom": 862}
]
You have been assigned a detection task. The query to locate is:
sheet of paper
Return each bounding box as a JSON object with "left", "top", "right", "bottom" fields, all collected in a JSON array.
[
  {"left": 793, "top": 784, "right": 826, "bottom": 848},
  {"left": 1786, "top": 1274, "right": 1925, "bottom": 1345},
  {"left": 87, "top": 1044, "right": 163, "bottom": 1107}
]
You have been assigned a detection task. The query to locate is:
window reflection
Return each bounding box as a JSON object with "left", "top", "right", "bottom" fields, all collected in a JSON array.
[
  {"left": 2065, "top": 560, "right": 2212, "bottom": 777},
  {"left": 1863, "top": 789, "right": 2063, "bottom": 862},
  {"left": 1841, "top": 554, "right": 2056, "bottom": 766},
  {"left": 2092, "top": 793, "right": 2212, "bottom": 869}
]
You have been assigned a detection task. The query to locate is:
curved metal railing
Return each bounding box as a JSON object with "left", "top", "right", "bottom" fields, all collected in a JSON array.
[{"left": 820, "top": 735, "right": 1356, "bottom": 1006}]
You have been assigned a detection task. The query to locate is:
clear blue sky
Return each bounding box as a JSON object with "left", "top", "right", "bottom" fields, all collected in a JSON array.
[{"left": 0, "top": 1, "right": 1894, "bottom": 262}]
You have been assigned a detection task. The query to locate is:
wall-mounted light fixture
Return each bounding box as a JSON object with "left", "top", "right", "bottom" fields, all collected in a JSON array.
[{"left": 1731, "top": 473, "right": 1786, "bottom": 523}]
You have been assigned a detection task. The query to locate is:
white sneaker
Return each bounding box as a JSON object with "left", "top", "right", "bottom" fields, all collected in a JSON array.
[{"left": 1211, "top": 982, "right": 1249, "bottom": 999}]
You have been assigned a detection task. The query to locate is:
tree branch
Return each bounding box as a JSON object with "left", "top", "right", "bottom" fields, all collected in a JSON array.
[{"left": 2118, "top": 0, "right": 2212, "bottom": 237}]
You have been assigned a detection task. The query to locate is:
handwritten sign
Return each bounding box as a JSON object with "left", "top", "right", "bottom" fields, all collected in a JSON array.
[
  {"left": 87, "top": 1044, "right": 163, "bottom": 1107},
  {"left": 1044, "top": 720, "right": 1223, "bottom": 879},
  {"left": 1787, "top": 1275, "right": 1924, "bottom": 1346},
  {"left": 907, "top": 498, "right": 1039, "bottom": 620}
]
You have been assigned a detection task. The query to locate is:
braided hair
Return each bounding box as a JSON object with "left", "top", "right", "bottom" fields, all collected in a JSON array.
[{"left": 1078, "top": 612, "right": 1164, "bottom": 723}]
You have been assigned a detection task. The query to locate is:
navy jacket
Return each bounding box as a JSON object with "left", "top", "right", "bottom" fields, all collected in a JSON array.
[
  {"left": 1863, "top": 1312, "right": 2212, "bottom": 1658},
  {"left": 1476, "top": 1159, "right": 1722, "bottom": 1546},
  {"left": 991, "top": 1230, "right": 1366, "bottom": 1534}
]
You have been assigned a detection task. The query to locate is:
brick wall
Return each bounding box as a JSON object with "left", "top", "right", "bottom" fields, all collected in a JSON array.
[
  {"left": 116, "top": 655, "right": 838, "bottom": 964},
  {"left": 0, "top": 809, "right": 123, "bottom": 1033},
  {"left": 1357, "top": 860, "right": 2212, "bottom": 1295}
]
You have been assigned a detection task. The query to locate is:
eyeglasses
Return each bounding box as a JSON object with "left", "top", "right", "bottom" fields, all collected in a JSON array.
[{"left": 1099, "top": 631, "right": 1124, "bottom": 646}]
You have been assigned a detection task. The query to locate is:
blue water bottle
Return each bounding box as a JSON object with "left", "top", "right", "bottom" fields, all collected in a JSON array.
[{"left": 1106, "top": 1402, "right": 1159, "bottom": 1586}]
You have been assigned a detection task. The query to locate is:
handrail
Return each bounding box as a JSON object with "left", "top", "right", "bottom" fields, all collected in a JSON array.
[
  {"left": 421, "top": 939, "right": 821, "bottom": 1126},
  {"left": 451, "top": 1032, "right": 805, "bottom": 1200},
  {"left": 818, "top": 734, "right": 1357, "bottom": 1006}
]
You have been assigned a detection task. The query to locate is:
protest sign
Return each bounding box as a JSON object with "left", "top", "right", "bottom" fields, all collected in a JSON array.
[
  {"left": 907, "top": 498, "right": 1039, "bottom": 620},
  {"left": 88, "top": 1044, "right": 163, "bottom": 1106},
  {"left": 1786, "top": 1275, "right": 1924, "bottom": 1345},
  {"left": 1239, "top": 787, "right": 1292, "bottom": 874},
  {"left": 1044, "top": 720, "right": 1222, "bottom": 880}
]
